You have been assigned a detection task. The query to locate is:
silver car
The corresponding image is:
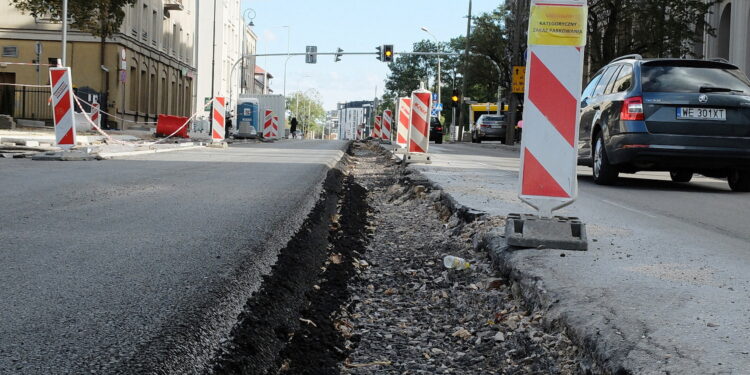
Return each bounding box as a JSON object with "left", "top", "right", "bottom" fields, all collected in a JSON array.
[{"left": 471, "top": 114, "right": 507, "bottom": 143}]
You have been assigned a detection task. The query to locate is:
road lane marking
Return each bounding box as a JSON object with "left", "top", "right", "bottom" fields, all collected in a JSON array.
[{"left": 600, "top": 199, "right": 658, "bottom": 219}]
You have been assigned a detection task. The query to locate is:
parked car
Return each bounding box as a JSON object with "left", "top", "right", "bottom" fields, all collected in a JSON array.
[
  {"left": 430, "top": 117, "right": 443, "bottom": 144},
  {"left": 578, "top": 54, "right": 750, "bottom": 191},
  {"left": 471, "top": 114, "right": 507, "bottom": 143}
]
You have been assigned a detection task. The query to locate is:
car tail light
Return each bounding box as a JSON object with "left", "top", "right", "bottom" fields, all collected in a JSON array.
[
  {"left": 436, "top": 127, "right": 443, "bottom": 132},
  {"left": 480, "top": 124, "right": 490, "bottom": 128},
  {"left": 620, "top": 96, "right": 644, "bottom": 121}
]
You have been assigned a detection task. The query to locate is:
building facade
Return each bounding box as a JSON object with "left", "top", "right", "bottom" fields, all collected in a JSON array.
[
  {"left": 703, "top": 0, "right": 750, "bottom": 76},
  {"left": 194, "top": 0, "right": 257, "bottom": 119},
  {"left": 0, "top": 0, "right": 197, "bottom": 129}
]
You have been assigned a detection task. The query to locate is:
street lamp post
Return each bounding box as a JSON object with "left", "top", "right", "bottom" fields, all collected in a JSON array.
[
  {"left": 281, "top": 25, "right": 290, "bottom": 99},
  {"left": 61, "top": 0, "right": 68, "bottom": 66},
  {"left": 420, "top": 27, "right": 441, "bottom": 105}
]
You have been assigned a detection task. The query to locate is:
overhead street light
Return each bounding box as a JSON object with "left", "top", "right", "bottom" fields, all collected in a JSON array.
[{"left": 420, "top": 26, "right": 441, "bottom": 106}]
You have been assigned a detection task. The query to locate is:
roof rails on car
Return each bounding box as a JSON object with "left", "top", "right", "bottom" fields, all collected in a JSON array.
[{"left": 609, "top": 54, "right": 643, "bottom": 64}]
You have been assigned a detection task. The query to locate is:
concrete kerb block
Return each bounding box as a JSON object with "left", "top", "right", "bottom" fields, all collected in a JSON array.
[
  {"left": 404, "top": 152, "right": 432, "bottom": 164},
  {"left": 504, "top": 213, "right": 588, "bottom": 250},
  {"left": 207, "top": 141, "right": 229, "bottom": 149},
  {"left": 31, "top": 149, "right": 97, "bottom": 161}
]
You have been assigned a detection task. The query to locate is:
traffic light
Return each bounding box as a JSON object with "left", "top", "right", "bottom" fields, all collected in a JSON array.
[
  {"left": 334, "top": 47, "right": 343, "bottom": 62},
  {"left": 383, "top": 44, "right": 394, "bottom": 62},
  {"left": 375, "top": 45, "right": 382, "bottom": 61},
  {"left": 451, "top": 89, "right": 460, "bottom": 107}
]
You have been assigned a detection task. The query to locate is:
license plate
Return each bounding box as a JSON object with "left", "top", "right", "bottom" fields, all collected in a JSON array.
[
  {"left": 491, "top": 125, "right": 503, "bottom": 128},
  {"left": 676, "top": 107, "right": 726, "bottom": 121}
]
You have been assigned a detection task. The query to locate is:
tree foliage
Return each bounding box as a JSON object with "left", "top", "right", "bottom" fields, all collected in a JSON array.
[
  {"left": 586, "top": 0, "right": 717, "bottom": 75},
  {"left": 287, "top": 90, "right": 325, "bottom": 132},
  {"left": 381, "top": 0, "right": 718, "bottom": 111},
  {"left": 10, "top": 0, "right": 137, "bottom": 39}
]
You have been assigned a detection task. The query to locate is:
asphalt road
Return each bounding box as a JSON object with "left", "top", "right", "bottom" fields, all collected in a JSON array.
[
  {"left": 413, "top": 142, "right": 750, "bottom": 373},
  {"left": 0, "top": 140, "right": 348, "bottom": 374}
]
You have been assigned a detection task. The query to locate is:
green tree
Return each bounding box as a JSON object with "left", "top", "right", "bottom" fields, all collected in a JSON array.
[
  {"left": 287, "top": 90, "right": 325, "bottom": 137},
  {"left": 586, "top": 0, "right": 717, "bottom": 76}
]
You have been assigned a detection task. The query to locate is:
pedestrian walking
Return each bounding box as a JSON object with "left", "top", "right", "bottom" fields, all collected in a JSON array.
[
  {"left": 225, "top": 111, "right": 233, "bottom": 139},
  {"left": 290, "top": 117, "right": 298, "bottom": 139}
]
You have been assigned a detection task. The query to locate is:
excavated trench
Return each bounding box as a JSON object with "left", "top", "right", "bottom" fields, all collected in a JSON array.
[
  {"left": 210, "top": 154, "right": 371, "bottom": 374},
  {"left": 210, "top": 142, "right": 592, "bottom": 375}
]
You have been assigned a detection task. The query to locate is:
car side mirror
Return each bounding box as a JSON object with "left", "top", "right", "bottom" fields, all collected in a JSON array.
[{"left": 580, "top": 97, "right": 589, "bottom": 108}]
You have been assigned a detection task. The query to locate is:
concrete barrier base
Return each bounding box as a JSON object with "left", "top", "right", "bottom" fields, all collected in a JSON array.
[{"left": 504, "top": 213, "right": 588, "bottom": 250}]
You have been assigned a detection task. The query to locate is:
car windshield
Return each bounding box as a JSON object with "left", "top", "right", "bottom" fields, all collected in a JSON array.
[
  {"left": 641, "top": 65, "right": 750, "bottom": 94},
  {"left": 482, "top": 116, "right": 504, "bottom": 122}
]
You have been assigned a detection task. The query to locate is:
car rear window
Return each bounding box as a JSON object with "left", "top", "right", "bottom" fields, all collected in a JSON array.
[
  {"left": 641, "top": 65, "right": 750, "bottom": 94},
  {"left": 483, "top": 116, "right": 503, "bottom": 121}
]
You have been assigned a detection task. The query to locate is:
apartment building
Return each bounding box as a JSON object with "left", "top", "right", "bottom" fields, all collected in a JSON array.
[
  {"left": 703, "top": 0, "right": 750, "bottom": 76},
  {"left": 0, "top": 0, "right": 197, "bottom": 129}
]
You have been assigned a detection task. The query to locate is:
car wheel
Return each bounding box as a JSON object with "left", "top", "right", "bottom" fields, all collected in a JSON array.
[
  {"left": 669, "top": 171, "right": 693, "bottom": 183},
  {"left": 435, "top": 136, "right": 443, "bottom": 144},
  {"left": 728, "top": 170, "right": 750, "bottom": 192},
  {"left": 592, "top": 134, "right": 618, "bottom": 185},
  {"left": 500, "top": 137, "right": 507, "bottom": 144}
]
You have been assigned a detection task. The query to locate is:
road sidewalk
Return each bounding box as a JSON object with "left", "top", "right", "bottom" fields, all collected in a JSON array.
[{"left": 405, "top": 142, "right": 750, "bottom": 374}]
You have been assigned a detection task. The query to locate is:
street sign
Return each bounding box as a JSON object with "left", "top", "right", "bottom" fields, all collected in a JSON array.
[
  {"left": 305, "top": 45, "right": 317, "bottom": 64},
  {"left": 204, "top": 97, "right": 212, "bottom": 111},
  {"left": 433, "top": 103, "right": 443, "bottom": 111},
  {"left": 512, "top": 66, "right": 526, "bottom": 93},
  {"left": 432, "top": 93, "right": 438, "bottom": 101}
]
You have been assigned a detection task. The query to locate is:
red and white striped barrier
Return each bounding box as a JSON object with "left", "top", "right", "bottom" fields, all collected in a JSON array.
[
  {"left": 518, "top": 0, "right": 587, "bottom": 216},
  {"left": 396, "top": 97, "right": 411, "bottom": 148},
  {"left": 373, "top": 115, "right": 381, "bottom": 140},
  {"left": 381, "top": 110, "right": 392, "bottom": 142},
  {"left": 91, "top": 101, "right": 101, "bottom": 127},
  {"left": 49, "top": 67, "right": 76, "bottom": 148},
  {"left": 263, "top": 110, "right": 275, "bottom": 138},
  {"left": 272, "top": 116, "right": 280, "bottom": 138},
  {"left": 212, "top": 97, "right": 226, "bottom": 142},
  {"left": 407, "top": 88, "right": 432, "bottom": 154}
]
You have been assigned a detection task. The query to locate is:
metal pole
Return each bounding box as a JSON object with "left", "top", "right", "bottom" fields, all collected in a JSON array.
[
  {"left": 506, "top": 0, "right": 524, "bottom": 146},
  {"left": 282, "top": 26, "right": 290, "bottom": 99},
  {"left": 210, "top": 0, "right": 217, "bottom": 97},
  {"left": 61, "top": 0, "right": 68, "bottom": 66},
  {"left": 209, "top": 0, "right": 217, "bottom": 134},
  {"left": 457, "top": 0, "right": 472, "bottom": 142}
]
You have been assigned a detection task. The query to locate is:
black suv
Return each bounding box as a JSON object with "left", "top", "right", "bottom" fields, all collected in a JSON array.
[
  {"left": 579, "top": 54, "right": 750, "bottom": 191},
  {"left": 430, "top": 117, "right": 443, "bottom": 144}
]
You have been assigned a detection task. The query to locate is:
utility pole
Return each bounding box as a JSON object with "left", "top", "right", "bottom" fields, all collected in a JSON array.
[
  {"left": 61, "top": 0, "right": 68, "bottom": 66},
  {"left": 457, "top": 0, "right": 472, "bottom": 142},
  {"left": 210, "top": 0, "right": 217, "bottom": 132},
  {"left": 505, "top": 0, "right": 525, "bottom": 146}
]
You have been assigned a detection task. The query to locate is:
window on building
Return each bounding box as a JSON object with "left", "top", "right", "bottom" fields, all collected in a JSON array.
[
  {"left": 171, "top": 80, "right": 177, "bottom": 113},
  {"left": 179, "top": 27, "right": 184, "bottom": 59},
  {"left": 150, "top": 73, "right": 157, "bottom": 115},
  {"left": 152, "top": 10, "right": 158, "bottom": 46},
  {"left": 129, "top": 66, "right": 138, "bottom": 111},
  {"left": 161, "top": 76, "right": 168, "bottom": 113},
  {"left": 162, "top": 22, "right": 170, "bottom": 52},
  {"left": 140, "top": 69, "right": 148, "bottom": 111},
  {"left": 2, "top": 46, "right": 18, "bottom": 58},
  {"left": 172, "top": 24, "right": 178, "bottom": 55},
  {"left": 142, "top": 4, "right": 149, "bottom": 41}
]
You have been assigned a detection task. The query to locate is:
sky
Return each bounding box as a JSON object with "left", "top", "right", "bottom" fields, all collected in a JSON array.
[{"left": 244, "top": 0, "right": 502, "bottom": 110}]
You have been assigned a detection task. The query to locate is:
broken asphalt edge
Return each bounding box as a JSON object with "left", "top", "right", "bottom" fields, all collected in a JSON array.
[{"left": 376, "top": 142, "right": 632, "bottom": 375}]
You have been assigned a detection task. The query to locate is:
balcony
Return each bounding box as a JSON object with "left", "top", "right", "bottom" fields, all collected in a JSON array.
[{"left": 164, "top": 0, "right": 184, "bottom": 12}]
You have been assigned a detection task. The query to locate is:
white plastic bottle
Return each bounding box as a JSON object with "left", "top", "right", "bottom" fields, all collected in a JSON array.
[{"left": 443, "top": 255, "right": 471, "bottom": 270}]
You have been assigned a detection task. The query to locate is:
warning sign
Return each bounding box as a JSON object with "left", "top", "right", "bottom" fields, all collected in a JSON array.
[
  {"left": 528, "top": 3, "right": 587, "bottom": 46},
  {"left": 512, "top": 66, "right": 526, "bottom": 93}
]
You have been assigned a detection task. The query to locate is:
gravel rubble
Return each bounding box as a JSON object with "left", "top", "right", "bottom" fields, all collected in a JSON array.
[{"left": 338, "top": 142, "right": 592, "bottom": 375}]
